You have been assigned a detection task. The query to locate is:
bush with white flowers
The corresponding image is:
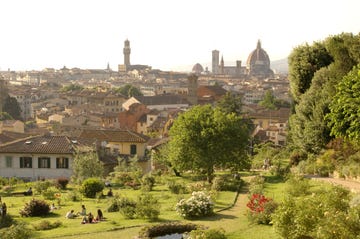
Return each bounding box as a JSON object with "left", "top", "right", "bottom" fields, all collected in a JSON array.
[{"left": 175, "top": 191, "right": 214, "bottom": 218}]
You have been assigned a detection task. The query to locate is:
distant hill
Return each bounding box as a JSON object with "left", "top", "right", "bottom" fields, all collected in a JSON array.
[{"left": 271, "top": 58, "right": 288, "bottom": 74}]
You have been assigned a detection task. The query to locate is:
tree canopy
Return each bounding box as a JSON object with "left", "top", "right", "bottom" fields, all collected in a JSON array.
[
  {"left": 167, "top": 104, "right": 251, "bottom": 182},
  {"left": 326, "top": 65, "right": 360, "bottom": 141},
  {"left": 288, "top": 32, "right": 360, "bottom": 153},
  {"left": 216, "top": 92, "right": 243, "bottom": 115},
  {"left": 72, "top": 150, "right": 104, "bottom": 183},
  {"left": 3, "top": 96, "right": 22, "bottom": 120},
  {"left": 60, "top": 83, "right": 83, "bottom": 92},
  {"left": 115, "top": 84, "right": 143, "bottom": 98}
]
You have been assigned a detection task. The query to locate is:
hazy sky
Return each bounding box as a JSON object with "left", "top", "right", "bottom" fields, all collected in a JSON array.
[{"left": 0, "top": 0, "right": 359, "bottom": 72}]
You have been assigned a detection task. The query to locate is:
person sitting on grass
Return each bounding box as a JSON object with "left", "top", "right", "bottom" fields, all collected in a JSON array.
[
  {"left": 77, "top": 204, "right": 86, "bottom": 216},
  {"left": 96, "top": 209, "right": 104, "bottom": 221},
  {"left": 65, "top": 210, "right": 76, "bottom": 219},
  {"left": 88, "top": 212, "right": 95, "bottom": 223},
  {"left": 107, "top": 188, "right": 113, "bottom": 197},
  {"left": 24, "top": 187, "right": 33, "bottom": 196}
]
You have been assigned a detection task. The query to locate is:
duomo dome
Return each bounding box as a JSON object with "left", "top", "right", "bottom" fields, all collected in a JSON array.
[
  {"left": 192, "top": 63, "right": 204, "bottom": 74},
  {"left": 246, "top": 40, "right": 273, "bottom": 78}
]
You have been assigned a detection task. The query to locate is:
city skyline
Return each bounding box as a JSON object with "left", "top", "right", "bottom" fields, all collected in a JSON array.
[{"left": 0, "top": 0, "right": 359, "bottom": 72}]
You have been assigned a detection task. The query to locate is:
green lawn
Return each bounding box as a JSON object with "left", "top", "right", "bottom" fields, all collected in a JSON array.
[{"left": 0, "top": 173, "right": 288, "bottom": 239}]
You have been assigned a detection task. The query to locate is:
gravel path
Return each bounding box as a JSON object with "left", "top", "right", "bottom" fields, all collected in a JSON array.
[{"left": 307, "top": 176, "right": 360, "bottom": 193}]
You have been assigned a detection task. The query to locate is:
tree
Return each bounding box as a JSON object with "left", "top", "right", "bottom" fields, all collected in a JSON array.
[
  {"left": 288, "top": 33, "right": 360, "bottom": 153},
  {"left": 60, "top": 84, "right": 83, "bottom": 92},
  {"left": 288, "top": 42, "right": 332, "bottom": 103},
  {"left": 216, "top": 92, "right": 243, "bottom": 115},
  {"left": 3, "top": 96, "right": 22, "bottom": 120},
  {"left": 115, "top": 84, "right": 143, "bottom": 97},
  {"left": 326, "top": 65, "right": 360, "bottom": 141},
  {"left": 0, "top": 112, "right": 13, "bottom": 121},
  {"left": 168, "top": 105, "right": 251, "bottom": 182},
  {"left": 72, "top": 150, "right": 104, "bottom": 183},
  {"left": 258, "top": 90, "right": 277, "bottom": 110}
]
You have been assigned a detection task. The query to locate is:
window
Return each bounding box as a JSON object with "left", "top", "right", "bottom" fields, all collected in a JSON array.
[
  {"left": 38, "top": 157, "right": 51, "bottom": 168},
  {"left": 130, "top": 144, "right": 137, "bottom": 155},
  {"left": 56, "top": 157, "right": 69, "bottom": 169},
  {"left": 20, "top": 157, "right": 32, "bottom": 168},
  {"left": 5, "top": 156, "right": 12, "bottom": 168}
]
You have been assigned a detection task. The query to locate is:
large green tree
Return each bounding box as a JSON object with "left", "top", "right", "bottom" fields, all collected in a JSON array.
[
  {"left": 168, "top": 105, "right": 251, "bottom": 182},
  {"left": 326, "top": 65, "right": 360, "bottom": 141},
  {"left": 288, "top": 42, "right": 332, "bottom": 103},
  {"left": 3, "top": 96, "right": 22, "bottom": 120},
  {"left": 72, "top": 150, "right": 104, "bottom": 183},
  {"left": 288, "top": 33, "right": 360, "bottom": 153}
]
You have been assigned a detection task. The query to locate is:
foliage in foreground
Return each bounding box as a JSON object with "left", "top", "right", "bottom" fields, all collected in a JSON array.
[
  {"left": 272, "top": 177, "right": 360, "bottom": 239},
  {"left": 246, "top": 194, "right": 277, "bottom": 225},
  {"left": 0, "top": 223, "right": 33, "bottom": 239},
  {"left": 189, "top": 228, "right": 227, "bottom": 239}
]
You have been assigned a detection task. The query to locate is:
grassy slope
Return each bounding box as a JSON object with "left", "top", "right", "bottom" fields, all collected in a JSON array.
[{"left": 0, "top": 174, "right": 287, "bottom": 239}]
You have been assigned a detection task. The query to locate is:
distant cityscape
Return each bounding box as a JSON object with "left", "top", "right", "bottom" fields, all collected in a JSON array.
[{"left": 0, "top": 38, "right": 290, "bottom": 181}]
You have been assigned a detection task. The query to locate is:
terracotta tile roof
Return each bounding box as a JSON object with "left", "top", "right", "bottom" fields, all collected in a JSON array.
[
  {"left": 0, "top": 131, "right": 34, "bottom": 145},
  {"left": 134, "top": 94, "right": 189, "bottom": 106},
  {"left": 78, "top": 129, "right": 149, "bottom": 143},
  {"left": 0, "top": 135, "right": 81, "bottom": 154}
]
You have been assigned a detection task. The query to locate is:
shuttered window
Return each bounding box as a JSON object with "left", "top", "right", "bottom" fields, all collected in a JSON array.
[
  {"left": 20, "top": 157, "right": 32, "bottom": 168},
  {"left": 56, "top": 157, "right": 69, "bottom": 168},
  {"left": 38, "top": 157, "right": 51, "bottom": 168},
  {"left": 130, "top": 144, "right": 137, "bottom": 155}
]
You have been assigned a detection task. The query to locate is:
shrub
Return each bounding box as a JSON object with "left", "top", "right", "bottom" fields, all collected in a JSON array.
[
  {"left": 0, "top": 223, "right": 33, "bottom": 239},
  {"left": 187, "top": 182, "right": 210, "bottom": 192},
  {"left": 176, "top": 191, "right": 214, "bottom": 219},
  {"left": 188, "top": 228, "right": 227, "bottom": 239},
  {"left": 66, "top": 190, "right": 82, "bottom": 202},
  {"left": 2, "top": 185, "right": 14, "bottom": 196},
  {"left": 110, "top": 171, "right": 141, "bottom": 188},
  {"left": 34, "top": 180, "right": 55, "bottom": 194},
  {"left": 285, "top": 175, "right": 311, "bottom": 197},
  {"left": 107, "top": 195, "right": 120, "bottom": 212},
  {"left": 80, "top": 177, "right": 104, "bottom": 198},
  {"left": 136, "top": 193, "right": 160, "bottom": 220},
  {"left": 141, "top": 174, "right": 155, "bottom": 191},
  {"left": 33, "top": 220, "right": 62, "bottom": 231},
  {"left": 0, "top": 214, "right": 14, "bottom": 229},
  {"left": 118, "top": 197, "right": 137, "bottom": 219},
  {"left": 19, "top": 199, "right": 50, "bottom": 217},
  {"left": 248, "top": 175, "right": 265, "bottom": 195},
  {"left": 138, "top": 222, "right": 199, "bottom": 238},
  {"left": 246, "top": 194, "right": 278, "bottom": 225},
  {"left": 272, "top": 185, "right": 355, "bottom": 239},
  {"left": 211, "top": 175, "right": 243, "bottom": 192},
  {"left": 42, "top": 186, "right": 61, "bottom": 200},
  {"left": 167, "top": 181, "right": 187, "bottom": 194},
  {"left": 56, "top": 177, "right": 69, "bottom": 190}
]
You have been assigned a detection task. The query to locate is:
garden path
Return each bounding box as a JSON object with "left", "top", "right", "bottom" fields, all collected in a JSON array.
[{"left": 307, "top": 175, "right": 360, "bottom": 193}]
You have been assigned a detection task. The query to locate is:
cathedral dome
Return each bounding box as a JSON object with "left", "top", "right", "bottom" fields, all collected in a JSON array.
[
  {"left": 246, "top": 40, "right": 270, "bottom": 68},
  {"left": 192, "top": 63, "right": 204, "bottom": 74}
]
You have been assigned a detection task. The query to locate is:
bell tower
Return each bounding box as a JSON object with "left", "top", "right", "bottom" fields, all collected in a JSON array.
[{"left": 123, "top": 39, "right": 131, "bottom": 68}]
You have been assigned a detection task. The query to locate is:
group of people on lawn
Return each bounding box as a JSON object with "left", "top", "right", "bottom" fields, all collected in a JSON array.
[{"left": 65, "top": 204, "right": 104, "bottom": 224}]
